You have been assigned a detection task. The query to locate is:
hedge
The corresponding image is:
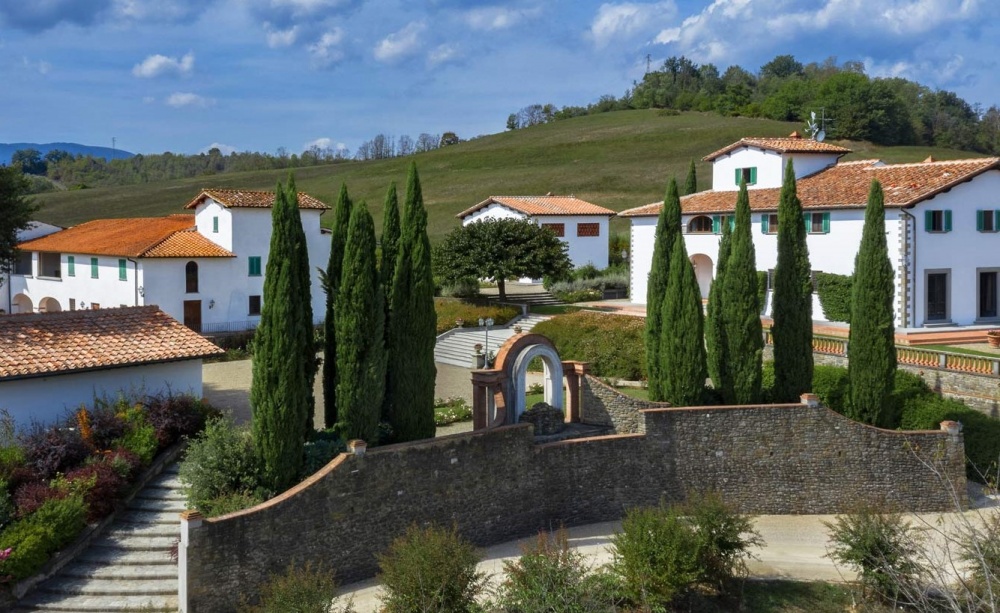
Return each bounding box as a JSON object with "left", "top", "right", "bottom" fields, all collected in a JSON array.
[
  {"left": 815, "top": 272, "right": 852, "bottom": 323},
  {"left": 530, "top": 311, "right": 646, "bottom": 380},
  {"left": 434, "top": 298, "right": 520, "bottom": 335}
]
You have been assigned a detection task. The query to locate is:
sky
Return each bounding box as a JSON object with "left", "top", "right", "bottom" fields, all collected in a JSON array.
[{"left": 1, "top": 0, "right": 997, "bottom": 156}]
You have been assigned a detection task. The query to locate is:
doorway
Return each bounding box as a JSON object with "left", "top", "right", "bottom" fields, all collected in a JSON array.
[
  {"left": 183, "top": 300, "right": 202, "bottom": 332},
  {"left": 980, "top": 270, "right": 999, "bottom": 320},
  {"left": 926, "top": 271, "right": 949, "bottom": 323}
]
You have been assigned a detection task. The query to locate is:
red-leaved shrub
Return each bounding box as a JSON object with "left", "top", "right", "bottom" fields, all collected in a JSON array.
[
  {"left": 87, "top": 404, "right": 128, "bottom": 451},
  {"left": 66, "top": 462, "right": 127, "bottom": 522},
  {"left": 19, "top": 425, "right": 89, "bottom": 481},
  {"left": 14, "top": 482, "right": 65, "bottom": 518},
  {"left": 145, "top": 395, "right": 211, "bottom": 448},
  {"left": 106, "top": 448, "right": 142, "bottom": 481}
]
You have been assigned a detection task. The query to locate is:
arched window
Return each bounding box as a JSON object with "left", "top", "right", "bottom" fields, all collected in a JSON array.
[
  {"left": 186, "top": 261, "right": 199, "bottom": 293},
  {"left": 687, "top": 216, "right": 713, "bottom": 233}
]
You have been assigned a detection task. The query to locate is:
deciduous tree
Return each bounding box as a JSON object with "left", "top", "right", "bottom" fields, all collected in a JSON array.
[{"left": 645, "top": 179, "right": 681, "bottom": 401}]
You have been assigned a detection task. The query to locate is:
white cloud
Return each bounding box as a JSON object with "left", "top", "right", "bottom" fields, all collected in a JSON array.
[
  {"left": 428, "top": 43, "right": 458, "bottom": 66},
  {"left": 373, "top": 21, "right": 425, "bottom": 63},
  {"left": 303, "top": 137, "right": 332, "bottom": 151},
  {"left": 21, "top": 56, "right": 51, "bottom": 74},
  {"left": 265, "top": 23, "right": 299, "bottom": 47},
  {"left": 166, "top": 92, "right": 212, "bottom": 107},
  {"left": 203, "top": 142, "right": 237, "bottom": 154},
  {"left": 113, "top": 0, "right": 207, "bottom": 22},
  {"left": 308, "top": 28, "right": 345, "bottom": 67},
  {"left": 464, "top": 6, "right": 541, "bottom": 31},
  {"left": 132, "top": 52, "right": 194, "bottom": 78},
  {"left": 591, "top": 2, "right": 676, "bottom": 48}
]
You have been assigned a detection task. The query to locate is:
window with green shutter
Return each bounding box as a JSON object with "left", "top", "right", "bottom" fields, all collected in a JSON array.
[
  {"left": 925, "top": 210, "right": 951, "bottom": 233},
  {"left": 735, "top": 167, "right": 758, "bottom": 186},
  {"left": 712, "top": 215, "right": 721, "bottom": 234},
  {"left": 805, "top": 212, "right": 830, "bottom": 234},
  {"left": 248, "top": 256, "right": 262, "bottom": 276},
  {"left": 977, "top": 210, "right": 999, "bottom": 232},
  {"left": 91, "top": 257, "right": 99, "bottom": 278},
  {"left": 212, "top": 216, "right": 219, "bottom": 233},
  {"left": 762, "top": 214, "right": 778, "bottom": 234},
  {"left": 67, "top": 256, "right": 75, "bottom": 277},
  {"left": 119, "top": 259, "right": 127, "bottom": 281}
]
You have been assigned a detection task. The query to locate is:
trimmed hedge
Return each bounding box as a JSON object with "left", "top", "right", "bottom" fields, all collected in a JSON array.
[
  {"left": 815, "top": 272, "right": 852, "bottom": 323},
  {"left": 434, "top": 298, "right": 519, "bottom": 335},
  {"left": 531, "top": 311, "right": 646, "bottom": 380}
]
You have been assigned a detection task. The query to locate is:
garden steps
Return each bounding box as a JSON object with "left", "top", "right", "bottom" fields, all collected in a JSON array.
[
  {"left": 435, "top": 314, "right": 551, "bottom": 368},
  {"left": 15, "top": 463, "right": 185, "bottom": 613}
]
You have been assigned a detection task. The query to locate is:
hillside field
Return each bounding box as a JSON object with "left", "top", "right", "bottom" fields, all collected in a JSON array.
[{"left": 31, "top": 110, "right": 982, "bottom": 242}]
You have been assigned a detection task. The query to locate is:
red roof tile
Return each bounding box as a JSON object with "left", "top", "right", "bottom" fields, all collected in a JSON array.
[
  {"left": 457, "top": 195, "right": 615, "bottom": 219},
  {"left": 18, "top": 216, "right": 196, "bottom": 257},
  {"left": 184, "top": 189, "right": 330, "bottom": 210},
  {"left": 143, "top": 231, "right": 235, "bottom": 258},
  {"left": 0, "top": 306, "right": 223, "bottom": 380},
  {"left": 703, "top": 136, "right": 853, "bottom": 161},
  {"left": 619, "top": 157, "right": 1000, "bottom": 217}
]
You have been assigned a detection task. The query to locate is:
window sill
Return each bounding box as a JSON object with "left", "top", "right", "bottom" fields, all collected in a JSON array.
[
  {"left": 922, "top": 320, "right": 954, "bottom": 327},
  {"left": 974, "top": 318, "right": 1000, "bottom": 325},
  {"left": 37, "top": 276, "right": 62, "bottom": 281}
]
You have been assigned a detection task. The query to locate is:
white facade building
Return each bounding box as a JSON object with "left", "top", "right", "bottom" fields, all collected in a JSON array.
[
  {"left": 7, "top": 189, "right": 331, "bottom": 332},
  {"left": 621, "top": 135, "right": 1000, "bottom": 328},
  {"left": 1, "top": 221, "right": 62, "bottom": 314},
  {"left": 457, "top": 195, "right": 615, "bottom": 273}
]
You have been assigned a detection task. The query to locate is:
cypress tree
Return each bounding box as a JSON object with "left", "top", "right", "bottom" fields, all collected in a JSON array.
[
  {"left": 659, "top": 233, "right": 708, "bottom": 406},
  {"left": 848, "top": 179, "right": 897, "bottom": 425},
  {"left": 705, "top": 219, "right": 732, "bottom": 400},
  {"left": 379, "top": 182, "right": 401, "bottom": 421},
  {"left": 771, "top": 160, "right": 814, "bottom": 402},
  {"left": 644, "top": 178, "right": 681, "bottom": 401},
  {"left": 323, "top": 183, "right": 352, "bottom": 429},
  {"left": 250, "top": 181, "right": 311, "bottom": 492},
  {"left": 386, "top": 163, "right": 437, "bottom": 442},
  {"left": 285, "top": 176, "right": 318, "bottom": 434},
  {"left": 684, "top": 160, "right": 698, "bottom": 195},
  {"left": 721, "top": 180, "right": 763, "bottom": 404},
  {"left": 335, "top": 201, "right": 385, "bottom": 442}
]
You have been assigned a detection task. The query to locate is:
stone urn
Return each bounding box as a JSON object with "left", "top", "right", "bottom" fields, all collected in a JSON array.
[{"left": 987, "top": 329, "right": 1000, "bottom": 349}]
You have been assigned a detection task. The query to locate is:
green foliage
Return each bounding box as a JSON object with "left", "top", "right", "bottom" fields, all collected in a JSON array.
[
  {"left": 532, "top": 312, "right": 646, "bottom": 380},
  {"left": 379, "top": 183, "right": 401, "bottom": 422},
  {"left": 679, "top": 491, "right": 763, "bottom": 590},
  {"left": 335, "top": 202, "right": 386, "bottom": 443},
  {"left": 684, "top": 159, "right": 698, "bottom": 195},
  {"left": 0, "top": 495, "right": 87, "bottom": 580},
  {"left": 301, "top": 431, "right": 346, "bottom": 477},
  {"left": 811, "top": 365, "right": 851, "bottom": 414},
  {"left": 240, "top": 561, "right": 355, "bottom": 613},
  {"left": 659, "top": 228, "right": 708, "bottom": 406},
  {"left": 720, "top": 181, "right": 762, "bottom": 404},
  {"left": 386, "top": 163, "right": 437, "bottom": 443},
  {"left": 900, "top": 394, "right": 1000, "bottom": 482},
  {"left": 324, "top": 183, "right": 353, "bottom": 429},
  {"left": 435, "top": 217, "right": 572, "bottom": 301},
  {"left": 0, "top": 164, "right": 38, "bottom": 280},
  {"left": 377, "top": 524, "right": 485, "bottom": 613},
  {"left": 815, "top": 272, "right": 853, "bottom": 323},
  {"left": 848, "top": 180, "right": 897, "bottom": 425},
  {"left": 706, "top": 221, "right": 732, "bottom": 401},
  {"left": 433, "top": 298, "right": 519, "bottom": 335},
  {"left": 771, "top": 160, "right": 814, "bottom": 402},
  {"left": 433, "top": 397, "right": 472, "bottom": 426},
  {"left": 180, "top": 416, "right": 265, "bottom": 517},
  {"left": 824, "top": 506, "right": 921, "bottom": 604},
  {"left": 645, "top": 178, "right": 681, "bottom": 402},
  {"left": 111, "top": 404, "right": 158, "bottom": 465},
  {"left": 251, "top": 178, "right": 314, "bottom": 492},
  {"left": 440, "top": 277, "right": 480, "bottom": 299}
]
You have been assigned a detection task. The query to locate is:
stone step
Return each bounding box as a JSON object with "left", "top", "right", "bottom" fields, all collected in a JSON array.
[
  {"left": 16, "top": 594, "right": 178, "bottom": 612},
  {"left": 92, "top": 534, "right": 177, "bottom": 552},
  {"left": 146, "top": 475, "right": 183, "bottom": 488},
  {"left": 40, "top": 577, "right": 177, "bottom": 597},
  {"left": 78, "top": 549, "right": 176, "bottom": 567},
  {"left": 60, "top": 562, "right": 177, "bottom": 581},
  {"left": 127, "top": 498, "right": 187, "bottom": 513},
  {"left": 117, "top": 510, "right": 182, "bottom": 526},
  {"left": 134, "top": 489, "right": 187, "bottom": 502},
  {"left": 105, "top": 523, "right": 180, "bottom": 539}
]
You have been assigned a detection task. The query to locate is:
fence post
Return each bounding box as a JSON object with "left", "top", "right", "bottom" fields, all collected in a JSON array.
[{"left": 178, "top": 510, "right": 203, "bottom": 613}]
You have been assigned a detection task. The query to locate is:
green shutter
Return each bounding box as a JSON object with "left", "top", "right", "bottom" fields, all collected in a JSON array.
[
  {"left": 761, "top": 214, "right": 769, "bottom": 234},
  {"left": 729, "top": 216, "right": 735, "bottom": 230},
  {"left": 978, "top": 210, "right": 985, "bottom": 231},
  {"left": 735, "top": 168, "right": 741, "bottom": 185},
  {"left": 925, "top": 210, "right": 933, "bottom": 231},
  {"left": 822, "top": 212, "right": 830, "bottom": 234},
  {"left": 249, "top": 256, "right": 261, "bottom": 276},
  {"left": 996, "top": 210, "right": 1000, "bottom": 231},
  {"left": 67, "top": 256, "right": 75, "bottom": 277},
  {"left": 212, "top": 217, "right": 219, "bottom": 233},
  {"left": 712, "top": 215, "right": 720, "bottom": 234},
  {"left": 750, "top": 167, "right": 757, "bottom": 185},
  {"left": 944, "top": 210, "right": 953, "bottom": 232},
  {"left": 803, "top": 212, "right": 811, "bottom": 233},
  {"left": 91, "top": 257, "right": 98, "bottom": 278},
  {"left": 119, "top": 259, "right": 127, "bottom": 281}
]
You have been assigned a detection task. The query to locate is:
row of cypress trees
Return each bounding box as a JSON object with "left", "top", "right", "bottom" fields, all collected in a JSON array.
[{"left": 647, "top": 160, "right": 896, "bottom": 424}]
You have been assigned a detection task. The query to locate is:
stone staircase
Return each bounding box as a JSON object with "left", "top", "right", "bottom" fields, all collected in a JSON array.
[
  {"left": 435, "top": 314, "right": 550, "bottom": 368},
  {"left": 486, "top": 290, "right": 562, "bottom": 307},
  {"left": 17, "top": 465, "right": 184, "bottom": 612}
]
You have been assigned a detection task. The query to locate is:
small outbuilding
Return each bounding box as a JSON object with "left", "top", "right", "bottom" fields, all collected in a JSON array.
[{"left": 0, "top": 306, "right": 223, "bottom": 427}]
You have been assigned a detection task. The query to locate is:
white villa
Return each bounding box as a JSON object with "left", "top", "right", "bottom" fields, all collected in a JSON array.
[
  {"left": 457, "top": 195, "right": 616, "bottom": 271},
  {"left": 620, "top": 134, "right": 1000, "bottom": 328},
  {"left": 3, "top": 189, "right": 331, "bottom": 333}
]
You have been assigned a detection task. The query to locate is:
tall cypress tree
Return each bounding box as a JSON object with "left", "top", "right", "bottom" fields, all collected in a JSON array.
[
  {"left": 705, "top": 219, "right": 732, "bottom": 400},
  {"left": 644, "top": 179, "right": 681, "bottom": 401},
  {"left": 323, "top": 184, "right": 352, "bottom": 429},
  {"left": 772, "top": 160, "right": 814, "bottom": 402},
  {"left": 659, "top": 234, "right": 708, "bottom": 406},
  {"left": 285, "top": 176, "right": 318, "bottom": 434},
  {"left": 250, "top": 181, "right": 311, "bottom": 492},
  {"left": 684, "top": 160, "right": 698, "bottom": 196},
  {"left": 379, "top": 182, "right": 401, "bottom": 421},
  {"left": 386, "top": 163, "right": 437, "bottom": 442},
  {"left": 721, "top": 180, "right": 763, "bottom": 404},
  {"left": 848, "top": 179, "right": 897, "bottom": 425},
  {"left": 335, "top": 201, "right": 386, "bottom": 442}
]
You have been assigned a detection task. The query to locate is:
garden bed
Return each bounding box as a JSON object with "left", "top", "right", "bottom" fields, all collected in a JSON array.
[{"left": 434, "top": 298, "right": 520, "bottom": 335}]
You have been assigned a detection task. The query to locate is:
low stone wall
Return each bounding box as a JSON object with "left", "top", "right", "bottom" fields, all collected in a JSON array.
[
  {"left": 181, "top": 398, "right": 966, "bottom": 612},
  {"left": 580, "top": 376, "right": 669, "bottom": 433}
]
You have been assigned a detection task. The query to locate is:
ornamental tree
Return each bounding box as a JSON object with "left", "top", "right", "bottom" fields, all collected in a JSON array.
[
  {"left": 379, "top": 182, "right": 400, "bottom": 421},
  {"left": 684, "top": 159, "right": 698, "bottom": 195},
  {"left": 322, "top": 183, "right": 352, "bottom": 429},
  {"left": 645, "top": 178, "right": 681, "bottom": 401},
  {"left": 435, "top": 218, "right": 572, "bottom": 301}
]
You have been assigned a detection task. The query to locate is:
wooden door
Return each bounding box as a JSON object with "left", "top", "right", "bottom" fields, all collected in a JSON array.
[{"left": 183, "top": 300, "right": 202, "bottom": 333}]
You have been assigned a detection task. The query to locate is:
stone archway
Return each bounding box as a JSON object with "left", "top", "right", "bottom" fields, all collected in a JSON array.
[
  {"left": 12, "top": 294, "right": 33, "bottom": 314},
  {"left": 510, "top": 344, "right": 564, "bottom": 423},
  {"left": 690, "top": 253, "right": 714, "bottom": 299},
  {"left": 39, "top": 297, "right": 61, "bottom": 313}
]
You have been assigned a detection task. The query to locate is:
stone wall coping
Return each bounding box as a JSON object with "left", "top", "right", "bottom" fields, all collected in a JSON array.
[
  {"left": 535, "top": 432, "right": 645, "bottom": 450},
  {"left": 583, "top": 375, "right": 672, "bottom": 408}
]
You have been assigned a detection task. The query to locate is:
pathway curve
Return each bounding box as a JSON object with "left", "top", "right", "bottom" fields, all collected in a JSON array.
[{"left": 16, "top": 465, "right": 184, "bottom": 612}]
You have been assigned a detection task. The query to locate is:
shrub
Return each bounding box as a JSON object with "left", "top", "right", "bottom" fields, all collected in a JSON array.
[
  {"left": 377, "top": 524, "right": 485, "bottom": 613},
  {"left": 900, "top": 394, "right": 1000, "bottom": 481},
  {"left": 106, "top": 448, "right": 143, "bottom": 481},
  {"left": 434, "top": 298, "right": 520, "bottom": 335},
  {"left": 0, "top": 479, "right": 14, "bottom": 531},
  {"left": 815, "top": 272, "right": 853, "bottom": 323},
  {"left": 552, "top": 288, "right": 602, "bottom": 303},
  {"left": 302, "top": 432, "right": 346, "bottom": 477},
  {"left": 441, "top": 277, "right": 481, "bottom": 299},
  {"left": 179, "top": 416, "right": 264, "bottom": 517},
  {"left": 203, "top": 492, "right": 265, "bottom": 517},
  {"left": 144, "top": 394, "right": 213, "bottom": 448},
  {"left": 85, "top": 404, "right": 128, "bottom": 451},
  {"left": 66, "top": 460, "right": 128, "bottom": 522},
  {"left": 811, "top": 365, "right": 851, "bottom": 414},
  {"left": 14, "top": 481, "right": 64, "bottom": 518},
  {"left": 239, "top": 561, "right": 355, "bottom": 613},
  {"left": 679, "top": 491, "right": 762, "bottom": 590},
  {"left": 433, "top": 398, "right": 473, "bottom": 426},
  {"left": 20, "top": 423, "right": 89, "bottom": 480},
  {"left": 112, "top": 404, "right": 159, "bottom": 466},
  {"left": 824, "top": 505, "right": 922, "bottom": 605},
  {"left": 0, "top": 495, "right": 87, "bottom": 580},
  {"left": 532, "top": 312, "right": 646, "bottom": 380}
]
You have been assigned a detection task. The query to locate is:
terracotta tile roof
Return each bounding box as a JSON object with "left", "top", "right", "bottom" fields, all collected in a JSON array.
[
  {"left": 619, "top": 157, "right": 1000, "bottom": 217},
  {"left": 184, "top": 189, "right": 330, "bottom": 210},
  {"left": 0, "top": 306, "right": 223, "bottom": 381},
  {"left": 457, "top": 195, "right": 615, "bottom": 219},
  {"left": 18, "top": 216, "right": 196, "bottom": 257},
  {"left": 142, "top": 231, "right": 235, "bottom": 258},
  {"left": 703, "top": 136, "right": 852, "bottom": 161}
]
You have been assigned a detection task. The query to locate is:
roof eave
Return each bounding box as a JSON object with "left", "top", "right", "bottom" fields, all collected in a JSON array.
[{"left": 0, "top": 352, "right": 223, "bottom": 383}]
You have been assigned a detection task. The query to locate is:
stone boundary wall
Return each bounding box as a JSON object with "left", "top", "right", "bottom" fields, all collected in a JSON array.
[
  {"left": 580, "top": 375, "right": 669, "bottom": 433},
  {"left": 181, "top": 401, "right": 966, "bottom": 612}
]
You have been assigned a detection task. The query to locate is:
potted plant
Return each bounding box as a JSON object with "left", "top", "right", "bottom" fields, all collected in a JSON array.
[
  {"left": 471, "top": 343, "right": 486, "bottom": 368},
  {"left": 987, "top": 329, "right": 1000, "bottom": 349},
  {"left": 513, "top": 324, "right": 523, "bottom": 334},
  {"left": 455, "top": 318, "right": 465, "bottom": 328}
]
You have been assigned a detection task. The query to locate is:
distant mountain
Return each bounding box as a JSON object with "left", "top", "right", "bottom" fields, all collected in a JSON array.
[{"left": 0, "top": 142, "right": 134, "bottom": 164}]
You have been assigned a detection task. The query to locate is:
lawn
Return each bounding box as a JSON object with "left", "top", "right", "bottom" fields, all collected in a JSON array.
[{"left": 919, "top": 344, "right": 1000, "bottom": 359}]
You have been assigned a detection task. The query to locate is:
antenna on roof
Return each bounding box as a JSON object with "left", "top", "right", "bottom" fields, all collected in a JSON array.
[{"left": 805, "top": 108, "right": 832, "bottom": 141}]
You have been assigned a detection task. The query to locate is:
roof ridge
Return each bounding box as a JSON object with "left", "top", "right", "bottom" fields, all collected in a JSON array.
[{"left": 873, "top": 157, "right": 1000, "bottom": 169}]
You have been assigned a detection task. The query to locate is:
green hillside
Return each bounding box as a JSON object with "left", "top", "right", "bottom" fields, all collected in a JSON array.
[{"left": 32, "top": 111, "right": 982, "bottom": 241}]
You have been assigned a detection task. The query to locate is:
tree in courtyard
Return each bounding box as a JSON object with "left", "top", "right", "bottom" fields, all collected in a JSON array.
[
  {"left": 385, "top": 163, "right": 437, "bottom": 442},
  {"left": 435, "top": 218, "right": 572, "bottom": 302},
  {"left": 645, "top": 178, "right": 681, "bottom": 401},
  {"left": 684, "top": 160, "right": 698, "bottom": 195},
  {"left": 705, "top": 219, "right": 732, "bottom": 400},
  {"left": 659, "top": 227, "right": 708, "bottom": 405},
  {"left": 335, "top": 201, "right": 386, "bottom": 442},
  {"left": 0, "top": 165, "right": 37, "bottom": 287},
  {"left": 771, "top": 160, "right": 814, "bottom": 402},
  {"left": 322, "top": 184, "right": 353, "bottom": 429},
  {"left": 379, "top": 182, "right": 401, "bottom": 421},
  {"left": 250, "top": 179, "right": 313, "bottom": 492},
  {"left": 847, "top": 179, "right": 897, "bottom": 425},
  {"left": 720, "top": 180, "right": 763, "bottom": 404}
]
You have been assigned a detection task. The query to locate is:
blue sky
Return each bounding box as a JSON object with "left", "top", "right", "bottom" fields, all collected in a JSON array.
[{"left": 1, "top": 0, "right": 997, "bottom": 156}]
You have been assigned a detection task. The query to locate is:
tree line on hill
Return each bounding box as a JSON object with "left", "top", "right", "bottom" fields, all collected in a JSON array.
[{"left": 508, "top": 54, "right": 1000, "bottom": 154}]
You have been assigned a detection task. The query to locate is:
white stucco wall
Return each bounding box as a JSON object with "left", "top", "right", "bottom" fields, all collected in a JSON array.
[
  {"left": 461, "top": 204, "right": 528, "bottom": 225},
  {"left": 0, "top": 359, "right": 203, "bottom": 428},
  {"left": 710, "top": 148, "right": 841, "bottom": 191},
  {"left": 8, "top": 253, "right": 141, "bottom": 313},
  {"left": 195, "top": 200, "right": 234, "bottom": 251}
]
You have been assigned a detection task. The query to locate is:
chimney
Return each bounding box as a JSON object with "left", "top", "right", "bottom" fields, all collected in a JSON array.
[
  {"left": 545, "top": 191, "right": 554, "bottom": 196},
  {"left": 924, "top": 156, "right": 936, "bottom": 163},
  {"left": 789, "top": 131, "right": 802, "bottom": 139}
]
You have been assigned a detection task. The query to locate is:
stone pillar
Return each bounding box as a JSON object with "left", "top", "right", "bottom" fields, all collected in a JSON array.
[
  {"left": 178, "top": 510, "right": 204, "bottom": 613},
  {"left": 800, "top": 393, "right": 820, "bottom": 408},
  {"left": 471, "top": 369, "right": 505, "bottom": 430},
  {"left": 562, "top": 361, "right": 590, "bottom": 424}
]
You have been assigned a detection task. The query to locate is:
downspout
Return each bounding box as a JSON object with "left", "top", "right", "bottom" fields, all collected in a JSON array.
[
  {"left": 128, "top": 258, "right": 140, "bottom": 306},
  {"left": 900, "top": 209, "right": 917, "bottom": 328}
]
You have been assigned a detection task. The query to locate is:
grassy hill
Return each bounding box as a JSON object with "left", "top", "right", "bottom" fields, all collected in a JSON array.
[{"left": 31, "top": 111, "right": 983, "bottom": 241}]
